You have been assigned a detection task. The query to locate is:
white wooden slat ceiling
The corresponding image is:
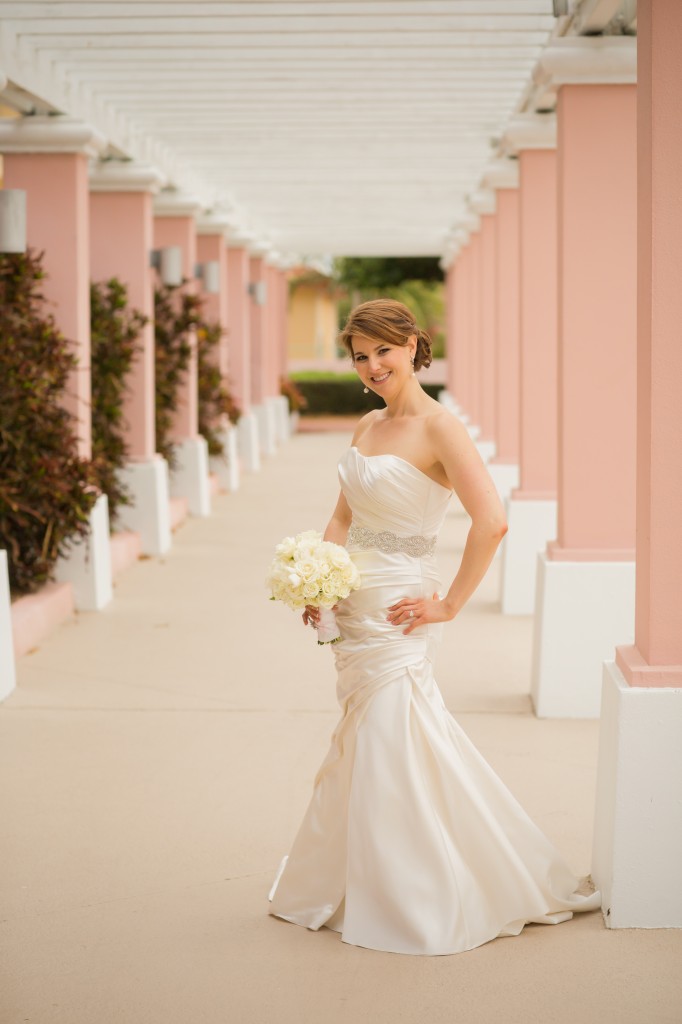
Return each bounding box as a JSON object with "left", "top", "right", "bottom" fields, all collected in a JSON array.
[{"left": 0, "top": 1, "right": 558, "bottom": 258}]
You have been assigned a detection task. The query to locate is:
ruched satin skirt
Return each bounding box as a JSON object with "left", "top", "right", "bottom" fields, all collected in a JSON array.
[{"left": 268, "top": 548, "right": 600, "bottom": 956}]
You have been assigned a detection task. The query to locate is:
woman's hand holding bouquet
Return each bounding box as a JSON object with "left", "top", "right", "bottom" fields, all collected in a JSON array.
[{"left": 267, "top": 530, "right": 360, "bottom": 644}]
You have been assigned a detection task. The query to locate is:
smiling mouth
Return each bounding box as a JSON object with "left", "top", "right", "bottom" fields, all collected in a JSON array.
[{"left": 371, "top": 371, "right": 391, "bottom": 384}]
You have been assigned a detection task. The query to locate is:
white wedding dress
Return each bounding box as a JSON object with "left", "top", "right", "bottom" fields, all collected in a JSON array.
[{"left": 268, "top": 446, "right": 600, "bottom": 955}]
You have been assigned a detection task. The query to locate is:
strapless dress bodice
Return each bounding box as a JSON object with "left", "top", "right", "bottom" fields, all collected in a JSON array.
[{"left": 338, "top": 446, "right": 452, "bottom": 540}]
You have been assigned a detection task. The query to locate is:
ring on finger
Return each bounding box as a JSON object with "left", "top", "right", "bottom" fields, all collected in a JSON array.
[{"left": 409, "top": 609, "right": 414, "bottom": 618}]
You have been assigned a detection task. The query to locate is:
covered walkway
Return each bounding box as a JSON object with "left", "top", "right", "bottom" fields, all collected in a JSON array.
[{"left": 2, "top": 428, "right": 680, "bottom": 1023}]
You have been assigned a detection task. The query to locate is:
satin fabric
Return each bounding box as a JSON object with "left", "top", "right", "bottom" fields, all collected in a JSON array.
[{"left": 268, "top": 447, "right": 600, "bottom": 955}]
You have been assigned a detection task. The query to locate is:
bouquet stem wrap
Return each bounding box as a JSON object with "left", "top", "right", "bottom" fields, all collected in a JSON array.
[{"left": 316, "top": 606, "right": 341, "bottom": 645}]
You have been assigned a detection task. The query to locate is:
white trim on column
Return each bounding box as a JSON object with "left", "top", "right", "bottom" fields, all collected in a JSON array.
[
  {"left": 0, "top": 550, "right": 16, "bottom": 702},
  {"left": 153, "top": 190, "right": 203, "bottom": 217},
  {"left": 468, "top": 189, "right": 496, "bottom": 216},
  {"left": 537, "top": 36, "right": 637, "bottom": 88},
  {"left": 55, "top": 492, "right": 113, "bottom": 611},
  {"left": 0, "top": 114, "right": 107, "bottom": 156},
  {"left": 170, "top": 436, "right": 211, "bottom": 517},
  {"left": 531, "top": 554, "right": 635, "bottom": 718},
  {"left": 209, "top": 424, "right": 240, "bottom": 493},
  {"left": 501, "top": 498, "right": 557, "bottom": 616},
  {"left": 116, "top": 456, "right": 172, "bottom": 556},
  {"left": 237, "top": 411, "right": 260, "bottom": 473},
  {"left": 482, "top": 158, "right": 520, "bottom": 190},
  {"left": 592, "top": 662, "right": 682, "bottom": 929},
  {"left": 89, "top": 160, "right": 166, "bottom": 193},
  {"left": 503, "top": 114, "right": 557, "bottom": 152}
]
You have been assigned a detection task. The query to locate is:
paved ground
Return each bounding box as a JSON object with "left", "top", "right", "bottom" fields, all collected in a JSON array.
[{"left": 1, "top": 429, "right": 681, "bottom": 1024}]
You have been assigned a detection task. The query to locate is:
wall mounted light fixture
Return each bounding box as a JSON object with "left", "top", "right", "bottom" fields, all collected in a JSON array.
[
  {"left": 195, "top": 261, "right": 220, "bottom": 294},
  {"left": 248, "top": 280, "right": 267, "bottom": 306},
  {"left": 0, "top": 189, "right": 27, "bottom": 253},
  {"left": 149, "top": 246, "right": 182, "bottom": 286}
]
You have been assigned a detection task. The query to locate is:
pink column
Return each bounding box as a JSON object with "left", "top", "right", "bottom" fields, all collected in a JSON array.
[
  {"left": 617, "top": 4, "right": 682, "bottom": 688},
  {"left": 466, "top": 230, "right": 482, "bottom": 429},
  {"left": 592, "top": 2, "right": 682, "bottom": 933},
  {"left": 499, "top": 117, "right": 558, "bottom": 617},
  {"left": 266, "top": 263, "right": 282, "bottom": 397},
  {"left": 549, "top": 82, "right": 637, "bottom": 561},
  {"left": 90, "top": 168, "right": 159, "bottom": 461},
  {"left": 278, "top": 269, "right": 290, "bottom": 382},
  {"left": 197, "top": 228, "right": 229, "bottom": 377},
  {"left": 1, "top": 120, "right": 105, "bottom": 460},
  {"left": 491, "top": 188, "right": 520, "bottom": 466},
  {"left": 454, "top": 245, "right": 472, "bottom": 416},
  {"left": 477, "top": 211, "right": 497, "bottom": 447},
  {"left": 530, "top": 41, "right": 637, "bottom": 717},
  {"left": 249, "top": 255, "right": 268, "bottom": 406},
  {"left": 153, "top": 209, "right": 199, "bottom": 442},
  {"left": 444, "top": 263, "right": 457, "bottom": 399},
  {"left": 515, "top": 148, "right": 558, "bottom": 500},
  {"left": 226, "top": 245, "right": 251, "bottom": 414}
]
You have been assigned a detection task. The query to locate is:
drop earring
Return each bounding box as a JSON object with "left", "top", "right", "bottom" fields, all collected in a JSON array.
[
  {"left": 411, "top": 357, "right": 416, "bottom": 377},
  {"left": 363, "top": 386, "right": 369, "bottom": 394}
]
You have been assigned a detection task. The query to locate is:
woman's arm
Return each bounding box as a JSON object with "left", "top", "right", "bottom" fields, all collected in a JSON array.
[
  {"left": 323, "top": 489, "right": 352, "bottom": 545},
  {"left": 389, "top": 413, "right": 508, "bottom": 634}
]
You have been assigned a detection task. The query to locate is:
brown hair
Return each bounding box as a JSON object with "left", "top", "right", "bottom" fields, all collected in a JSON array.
[{"left": 339, "top": 298, "right": 433, "bottom": 372}]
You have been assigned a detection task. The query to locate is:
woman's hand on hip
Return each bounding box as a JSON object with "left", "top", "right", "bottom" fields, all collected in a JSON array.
[{"left": 387, "top": 593, "right": 453, "bottom": 635}]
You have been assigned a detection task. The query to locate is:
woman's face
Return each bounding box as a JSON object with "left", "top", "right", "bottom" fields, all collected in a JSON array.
[{"left": 351, "top": 335, "right": 416, "bottom": 397}]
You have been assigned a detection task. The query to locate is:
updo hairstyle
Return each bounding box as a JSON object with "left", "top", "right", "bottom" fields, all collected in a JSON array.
[{"left": 339, "top": 298, "right": 433, "bottom": 372}]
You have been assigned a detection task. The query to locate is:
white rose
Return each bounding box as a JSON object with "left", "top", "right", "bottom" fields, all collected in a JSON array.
[
  {"left": 303, "top": 581, "right": 319, "bottom": 599},
  {"left": 288, "top": 572, "right": 302, "bottom": 587}
]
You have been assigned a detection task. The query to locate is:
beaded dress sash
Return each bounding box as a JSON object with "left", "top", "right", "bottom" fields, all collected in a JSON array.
[{"left": 347, "top": 521, "right": 437, "bottom": 558}]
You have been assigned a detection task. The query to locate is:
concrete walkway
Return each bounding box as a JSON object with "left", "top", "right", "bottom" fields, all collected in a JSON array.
[{"left": 1, "top": 430, "right": 681, "bottom": 1024}]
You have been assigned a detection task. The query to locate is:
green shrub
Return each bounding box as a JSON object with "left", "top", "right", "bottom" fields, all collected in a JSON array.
[
  {"left": 197, "top": 320, "right": 240, "bottom": 457},
  {"left": 90, "top": 278, "right": 147, "bottom": 525},
  {"left": 291, "top": 375, "right": 443, "bottom": 416},
  {"left": 0, "top": 250, "right": 99, "bottom": 594},
  {"left": 154, "top": 284, "right": 198, "bottom": 470}
]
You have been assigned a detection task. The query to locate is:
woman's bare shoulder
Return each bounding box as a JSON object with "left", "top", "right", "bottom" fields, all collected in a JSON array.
[{"left": 425, "top": 408, "right": 474, "bottom": 454}]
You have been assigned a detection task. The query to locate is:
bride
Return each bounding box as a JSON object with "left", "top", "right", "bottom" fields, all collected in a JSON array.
[{"left": 268, "top": 298, "right": 600, "bottom": 956}]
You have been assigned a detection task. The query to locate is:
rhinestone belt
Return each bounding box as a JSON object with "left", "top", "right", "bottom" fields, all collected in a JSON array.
[{"left": 347, "top": 522, "right": 437, "bottom": 557}]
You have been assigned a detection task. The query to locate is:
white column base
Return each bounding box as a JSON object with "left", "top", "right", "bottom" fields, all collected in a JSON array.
[
  {"left": 273, "top": 395, "right": 290, "bottom": 442},
  {"left": 466, "top": 422, "right": 481, "bottom": 440},
  {"left": 501, "top": 498, "right": 557, "bottom": 615},
  {"left": 170, "top": 436, "right": 211, "bottom": 517},
  {"left": 592, "top": 662, "right": 682, "bottom": 928},
  {"left": 238, "top": 411, "right": 261, "bottom": 473},
  {"left": 531, "top": 554, "right": 635, "bottom": 718},
  {"left": 0, "top": 550, "right": 16, "bottom": 702},
  {"left": 254, "top": 402, "right": 277, "bottom": 457},
  {"left": 116, "top": 455, "right": 171, "bottom": 557},
  {"left": 55, "top": 492, "right": 113, "bottom": 611},
  {"left": 487, "top": 461, "right": 519, "bottom": 505},
  {"left": 476, "top": 438, "right": 496, "bottom": 463},
  {"left": 289, "top": 410, "right": 300, "bottom": 434},
  {"left": 209, "top": 424, "right": 240, "bottom": 493}
]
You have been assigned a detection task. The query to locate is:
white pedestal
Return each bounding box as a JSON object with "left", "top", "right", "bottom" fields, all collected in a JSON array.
[
  {"left": 487, "top": 461, "right": 519, "bottom": 505},
  {"left": 501, "top": 498, "right": 557, "bottom": 615},
  {"left": 0, "top": 550, "right": 16, "bottom": 702},
  {"left": 476, "top": 438, "right": 496, "bottom": 463},
  {"left": 116, "top": 455, "right": 171, "bottom": 556},
  {"left": 592, "top": 662, "right": 682, "bottom": 928},
  {"left": 254, "top": 402, "right": 277, "bottom": 458},
  {"left": 170, "top": 436, "right": 211, "bottom": 517},
  {"left": 55, "top": 492, "right": 113, "bottom": 611},
  {"left": 238, "top": 411, "right": 260, "bottom": 473},
  {"left": 289, "top": 411, "right": 300, "bottom": 434},
  {"left": 437, "top": 390, "right": 461, "bottom": 416},
  {"left": 209, "top": 424, "right": 240, "bottom": 493},
  {"left": 531, "top": 554, "right": 635, "bottom": 718},
  {"left": 273, "top": 395, "right": 290, "bottom": 442},
  {"left": 466, "top": 422, "right": 481, "bottom": 441}
]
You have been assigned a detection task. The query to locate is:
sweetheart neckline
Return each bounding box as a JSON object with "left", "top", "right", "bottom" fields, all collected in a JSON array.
[{"left": 349, "top": 446, "right": 453, "bottom": 495}]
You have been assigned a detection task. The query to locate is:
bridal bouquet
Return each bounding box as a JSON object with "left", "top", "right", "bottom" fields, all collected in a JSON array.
[{"left": 267, "top": 530, "right": 361, "bottom": 644}]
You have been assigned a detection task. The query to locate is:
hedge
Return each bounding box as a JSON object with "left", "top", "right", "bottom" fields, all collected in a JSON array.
[{"left": 291, "top": 375, "right": 443, "bottom": 416}]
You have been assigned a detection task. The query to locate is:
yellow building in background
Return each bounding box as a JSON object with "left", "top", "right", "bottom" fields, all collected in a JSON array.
[{"left": 287, "top": 272, "right": 340, "bottom": 362}]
